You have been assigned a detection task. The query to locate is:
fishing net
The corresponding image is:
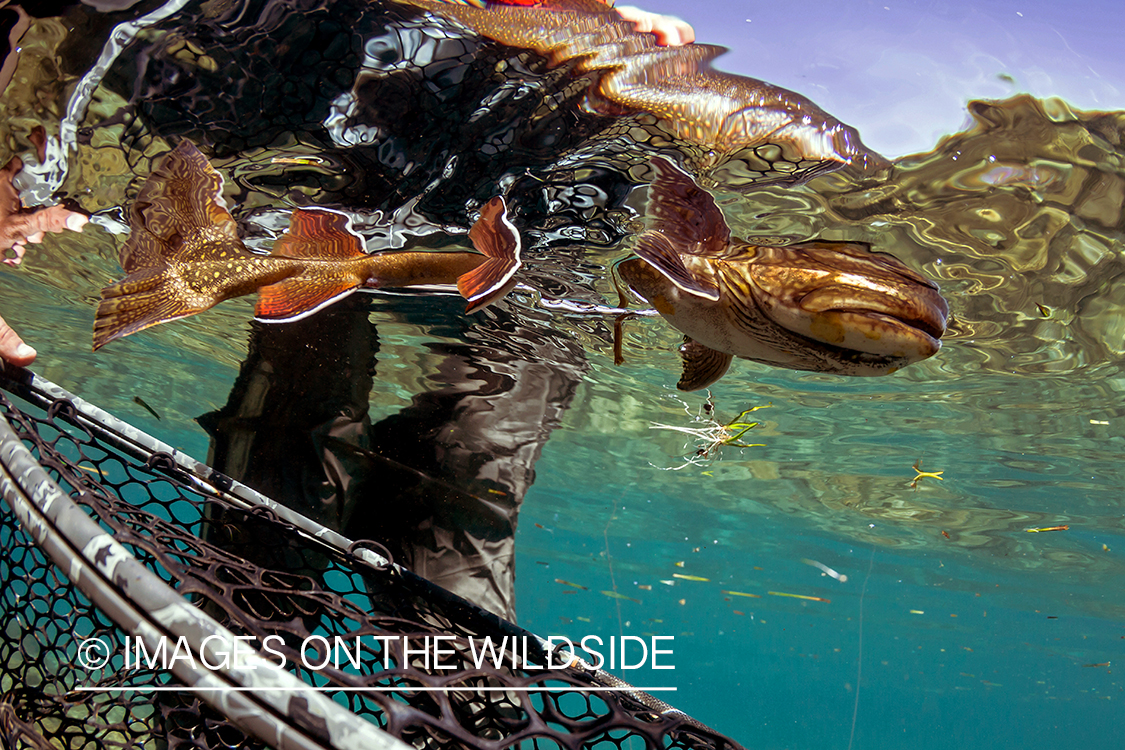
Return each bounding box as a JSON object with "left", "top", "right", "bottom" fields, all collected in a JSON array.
[{"left": 0, "top": 364, "right": 743, "bottom": 750}]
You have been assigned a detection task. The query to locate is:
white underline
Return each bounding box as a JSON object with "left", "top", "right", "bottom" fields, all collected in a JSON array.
[{"left": 74, "top": 685, "right": 676, "bottom": 693}]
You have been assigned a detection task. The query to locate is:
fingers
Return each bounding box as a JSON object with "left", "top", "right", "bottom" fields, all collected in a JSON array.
[
  {"left": 0, "top": 314, "right": 36, "bottom": 367},
  {"left": 614, "top": 5, "right": 696, "bottom": 46},
  {"left": 0, "top": 205, "right": 89, "bottom": 259},
  {"left": 2, "top": 242, "right": 25, "bottom": 267}
]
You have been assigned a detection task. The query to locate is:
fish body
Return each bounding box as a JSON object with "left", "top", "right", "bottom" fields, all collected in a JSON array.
[
  {"left": 619, "top": 157, "right": 948, "bottom": 390},
  {"left": 94, "top": 141, "right": 520, "bottom": 350}
]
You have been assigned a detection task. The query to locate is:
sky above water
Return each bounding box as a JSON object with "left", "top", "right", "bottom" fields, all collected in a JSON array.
[{"left": 634, "top": 0, "right": 1125, "bottom": 157}]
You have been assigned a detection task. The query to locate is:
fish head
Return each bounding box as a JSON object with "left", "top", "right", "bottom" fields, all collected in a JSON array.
[
  {"left": 739, "top": 241, "right": 948, "bottom": 372},
  {"left": 620, "top": 241, "right": 948, "bottom": 380}
]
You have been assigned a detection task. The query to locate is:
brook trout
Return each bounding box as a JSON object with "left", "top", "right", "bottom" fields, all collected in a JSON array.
[{"left": 93, "top": 141, "right": 520, "bottom": 350}]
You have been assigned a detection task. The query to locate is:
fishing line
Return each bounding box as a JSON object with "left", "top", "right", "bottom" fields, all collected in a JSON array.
[
  {"left": 603, "top": 489, "right": 627, "bottom": 643},
  {"left": 847, "top": 543, "right": 876, "bottom": 750},
  {"left": 602, "top": 486, "right": 641, "bottom": 750}
]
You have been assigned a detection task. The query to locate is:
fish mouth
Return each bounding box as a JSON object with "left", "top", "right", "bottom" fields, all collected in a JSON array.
[{"left": 744, "top": 242, "right": 948, "bottom": 365}]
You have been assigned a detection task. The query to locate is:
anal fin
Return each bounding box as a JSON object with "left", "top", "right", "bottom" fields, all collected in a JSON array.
[
  {"left": 635, "top": 231, "right": 720, "bottom": 301},
  {"left": 677, "top": 336, "right": 733, "bottom": 391},
  {"left": 459, "top": 196, "right": 522, "bottom": 313},
  {"left": 255, "top": 275, "right": 361, "bottom": 322}
]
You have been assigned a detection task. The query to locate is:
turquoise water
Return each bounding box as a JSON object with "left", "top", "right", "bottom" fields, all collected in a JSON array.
[{"left": 2, "top": 1, "right": 1124, "bottom": 748}]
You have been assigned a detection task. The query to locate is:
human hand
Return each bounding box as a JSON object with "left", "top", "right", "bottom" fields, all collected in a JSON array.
[
  {"left": 614, "top": 5, "right": 695, "bottom": 46},
  {"left": 0, "top": 314, "right": 35, "bottom": 366},
  {"left": 1, "top": 156, "right": 88, "bottom": 266}
]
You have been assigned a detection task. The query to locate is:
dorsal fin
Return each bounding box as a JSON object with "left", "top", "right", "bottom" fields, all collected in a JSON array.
[
  {"left": 272, "top": 208, "right": 368, "bottom": 260},
  {"left": 458, "top": 196, "right": 522, "bottom": 313},
  {"left": 647, "top": 156, "right": 730, "bottom": 257},
  {"left": 123, "top": 140, "right": 243, "bottom": 272},
  {"left": 677, "top": 336, "right": 733, "bottom": 391},
  {"left": 634, "top": 230, "right": 720, "bottom": 300}
]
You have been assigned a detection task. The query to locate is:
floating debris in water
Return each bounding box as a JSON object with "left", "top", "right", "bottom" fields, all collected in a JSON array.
[
  {"left": 554, "top": 579, "right": 587, "bottom": 590},
  {"left": 910, "top": 458, "right": 944, "bottom": 489},
  {"left": 1024, "top": 525, "right": 1069, "bottom": 533},
  {"left": 133, "top": 396, "right": 161, "bottom": 420},
  {"left": 649, "top": 395, "right": 771, "bottom": 470},
  {"left": 768, "top": 591, "right": 830, "bottom": 603},
  {"left": 800, "top": 558, "right": 848, "bottom": 583},
  {"left": 672, "top": 573, "right": 709, "bottom": 582},
  {"left": 601, "top": 590, "right": 641, "bottom": 603},
  {"left": 722, "top": 590, "right": 762, "bottom": 599}
]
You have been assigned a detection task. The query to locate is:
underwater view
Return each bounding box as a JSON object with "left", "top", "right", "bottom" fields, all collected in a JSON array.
[{"left": 1, "top": 1, "right": 1124, "bottom": 748}]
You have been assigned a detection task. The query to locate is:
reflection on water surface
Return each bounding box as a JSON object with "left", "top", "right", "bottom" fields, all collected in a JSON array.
[{"left": 1, "top": 1, "right": 1123, "bottom": 748}]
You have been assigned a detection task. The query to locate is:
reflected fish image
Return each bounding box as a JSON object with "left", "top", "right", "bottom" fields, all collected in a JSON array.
[
  {"left": 618, "top": 157, "right": 949, "bottom": 390},
  {"left": 397, "top": 0, "right": 885, "bottom": 187},
  {"left": 93, "top": 141, "right": 521, "bottom": 350}
]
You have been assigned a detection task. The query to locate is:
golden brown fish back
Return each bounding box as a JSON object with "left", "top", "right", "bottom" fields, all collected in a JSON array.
[{"left": 396, "top": 0, "right": 886, "bottom": 187}]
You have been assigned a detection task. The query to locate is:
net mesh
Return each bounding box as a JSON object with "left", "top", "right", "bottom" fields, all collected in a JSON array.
[{"left": 0, "top": 371, "right": 744, "bottom": 750}]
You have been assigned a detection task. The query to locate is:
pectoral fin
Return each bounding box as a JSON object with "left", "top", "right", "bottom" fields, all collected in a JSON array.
[
  {"left": 677, "top": 336, "right": 733, "bottom": 391},
  {"left": 635, "top": 231, "right": 720, "bottom": 301},
  {"left": 459, "top": 196, "right": 522, "bottom": 313},
  {"left": 647, "top": 156, "right": 731, "bottom": 256}
]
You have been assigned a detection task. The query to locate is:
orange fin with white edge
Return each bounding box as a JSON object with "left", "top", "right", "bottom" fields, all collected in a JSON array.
[
  {"left": 271, "top": 208, "right": 368, "bottom": 260},
  {"left": 253, "top": 207, "right": 368, "bottom": 322},
  {"left": 457, "top": 196, "right": 522, "bottom": 313},
  {"left": 254, "top": 277, "right": 361, "bottom": 322}
]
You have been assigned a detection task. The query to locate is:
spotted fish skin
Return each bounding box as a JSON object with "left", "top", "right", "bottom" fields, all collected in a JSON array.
[
  {"left": 619, "top": 157, "right": 949, "bottom": 389},
  {"left": 396, "top": 0, "right": 887, "bottom": 187},
  {"left": 93, "top": 142, "right": 520, "bottom": 350}
]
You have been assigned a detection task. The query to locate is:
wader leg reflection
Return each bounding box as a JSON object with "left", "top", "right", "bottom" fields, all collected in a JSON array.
[{"left": 201, "top": 294, "right": 586, "bottom": 623}]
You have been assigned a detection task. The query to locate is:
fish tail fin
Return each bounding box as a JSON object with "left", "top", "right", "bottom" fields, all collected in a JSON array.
[
  {"left": 458, "top": 196, "right": 522, "bottom": 313},
  {"left": 94, "top": 141, "right": 245, "bottom": 349},
  {"left": 93, "top": 263, "right": 208, "bottom": 350}
]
